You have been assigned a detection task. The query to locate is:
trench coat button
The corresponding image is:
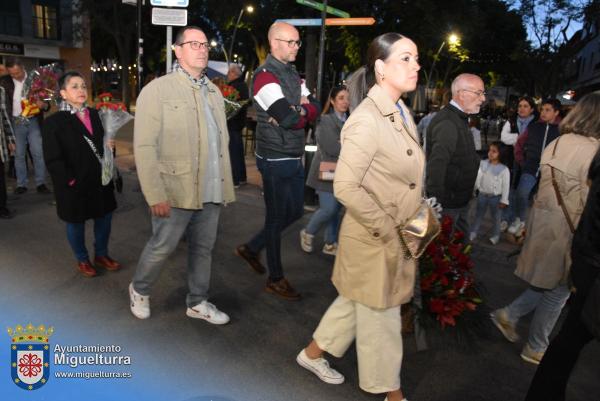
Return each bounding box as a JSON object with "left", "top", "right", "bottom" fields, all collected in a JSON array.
[
  {"left": 409, "top": 183, "right": 416, "bottom": 189},
  {"left": 373, "top": 232, "right": 380, "bottom": 238},
  {"left": 407, "top": 149, "right": 413, "bottom": 156},
  {"left": 389, "top": 115, "right": 395, "bottom": 122}
]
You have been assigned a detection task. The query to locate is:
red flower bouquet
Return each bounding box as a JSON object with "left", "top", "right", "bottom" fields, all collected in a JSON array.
[
  {"left": 419, "top": 215, "right": 482, "bottom": 328},
  {"left": 216, "top": 83, "right": 248, "bottom": 120},
  {"left": 17, "top": 63, "right": 60, "bottom": 121}
]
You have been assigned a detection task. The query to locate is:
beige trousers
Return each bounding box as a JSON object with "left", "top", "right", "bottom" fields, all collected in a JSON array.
[{"left": 313, "top": 295, "right": 403, "bottom": 394}]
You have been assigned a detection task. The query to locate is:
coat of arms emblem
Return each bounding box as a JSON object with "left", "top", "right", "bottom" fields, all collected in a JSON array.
[{"left": 8, "top": 323, "right": 53, "bottom": 390}]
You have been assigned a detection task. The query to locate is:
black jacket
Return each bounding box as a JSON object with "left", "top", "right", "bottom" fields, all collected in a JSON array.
[
  {"left": 523, "top": 121, "right": 560, "bottom": 176},
  {"left": 226, "top": 76, "right": 249, "bottom": 132},
  {"left": 42, "top": 109, "right": 116, "bottom": 223},
  {"left": 572, "top": 147, "right": 600, "bottom": 268},
  {"left": 425, "top": 103, "right": 480, "bottom": 208},
  {"left": 0, "top": 74, "right": 49, "bottom": 123}
]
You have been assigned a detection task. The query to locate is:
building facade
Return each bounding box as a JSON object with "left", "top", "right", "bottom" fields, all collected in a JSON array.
[{"left": 0, "top": 0, "right": 91, "bottom": 85}]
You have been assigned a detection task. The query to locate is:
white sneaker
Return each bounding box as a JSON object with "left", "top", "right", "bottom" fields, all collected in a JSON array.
[
  {"left": 296, "top": 349, "right": 344, "bottom": 384},
  {"left": 489, "top": 235, "right": 499, "bottom": 245},
  {"left": 500, "top": 220, "right": 509, "bottom": 232},
  {"left": 186, "top": 300, "right": 230, "bottom": 325},
  {"left": 129, "top": 283, "right": 150, "bottom": 319},
  {"left": 507, "top": 218, "right": 522, "bottom": 234},
  {"left": 469, "top": 232, "right": 477, "bottom": 242},
  {"left": 300, "top": 229, "right": 314, "bottom": 253},
  {"left": 514, "top": 221, "right": 525, "bottom": 237},
  {"left": 322, "top": 243, "right": 337, "bottom": 256}
]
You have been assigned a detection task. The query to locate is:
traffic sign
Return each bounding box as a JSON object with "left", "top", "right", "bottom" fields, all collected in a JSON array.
[
  {"left": 276, "top": 19, "right": 322, "bottom": 27},
  {"left": 295, "top": 0, "right": 350, "bottom": 18},
  {"left": 326, "top": 17, "right": 376, "bottom": 26},
  {"left": 150, "top": 0, "right": 188, "bottom": 6},
  {"left": 276, "top": 18, "right": 375, "bottom": 27},
  {"left": 152, "top": 7, "right": 187, "bottom": 26}
]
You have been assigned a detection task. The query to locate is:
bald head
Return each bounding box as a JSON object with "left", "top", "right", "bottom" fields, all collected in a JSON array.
[
  {"left": 451, "top": 73, "right": 486, "bottom": 114},
  {"left": 268, "top": 22, "right": 300, "bottom": 64}
]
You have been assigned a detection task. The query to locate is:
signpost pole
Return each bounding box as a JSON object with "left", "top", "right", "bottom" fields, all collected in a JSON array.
[
  {"left": 316, "top": 0, "right": 327, "bottom": 102},
  {"left": 137, "top": 0, "right": 143, "bottom": 94},
  {"left": 166, "top": 25, "right": 173, "bottom": 73}
]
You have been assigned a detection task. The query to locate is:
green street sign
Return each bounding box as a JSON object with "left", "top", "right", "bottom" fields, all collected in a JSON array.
[{"left": 295, "top": 0, "right": 350, "bottom": 18}]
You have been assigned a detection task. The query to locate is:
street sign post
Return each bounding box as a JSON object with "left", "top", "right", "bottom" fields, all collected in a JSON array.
[
  {"left": 150, "top": 0, "right": 188, "bottom": 7},
  {"left": 276, "top": 18, "right": 375, "bottom": 26},
  {"left": 295, "top": 0, "right": 350, "bottom": 18},
  {"left": 151, "top": 7, "right": 187, "bottom": 25},
  {"left": 325, "top": 17, "right": 376, "bottom": 26}
]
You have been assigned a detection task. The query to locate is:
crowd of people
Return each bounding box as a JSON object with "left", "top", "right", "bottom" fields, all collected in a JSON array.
[{"left": 1, "top": 21, "right": 599, "bottom": 401}]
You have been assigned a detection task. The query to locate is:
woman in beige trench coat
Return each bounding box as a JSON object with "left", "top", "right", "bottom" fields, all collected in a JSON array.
[
  {"left": 491, "top": 98, "right": 600, "bottom": 365},
  {"left": 295, "top": 33, "right": 423, "bottom": 401}
]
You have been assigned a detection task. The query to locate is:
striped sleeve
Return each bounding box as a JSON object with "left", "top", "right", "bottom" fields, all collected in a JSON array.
[{"left": 253, "top": 71, "right": 301, "bottom": 129}]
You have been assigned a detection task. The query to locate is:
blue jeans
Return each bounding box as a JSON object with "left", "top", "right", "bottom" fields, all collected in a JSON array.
[
  {"left": 133, "top": 204, "right": 221, "bottom": 307},
  {"left": 305, "top": 190, "right": 342, "bottom": 245},
  {"left": 66, "top": 212, "right": 113, "bottom": 262},
  {"left": 12, "top": 118, "right": 46, "bottom": 187},
  {"left": 247, "top": 157, "right": 304, "bottom": 281},
  {"left": 505, "top": 284, "right": 571, "bottom": 353},
  {"left": 515, "top": 173, "right": 537, "bottom": 222},
  {"left": 470, "top": 193, "right": 501, "bottom": 239}
]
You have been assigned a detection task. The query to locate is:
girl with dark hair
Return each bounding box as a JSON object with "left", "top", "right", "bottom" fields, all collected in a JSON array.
[
  {"left": 42, "top": 71, "right": 120, "bottom": 277},
  {"left": 296, "top": 33, "right": 422, "bottom": 401},
  {"left": 469, "top": 141, "right": 510, "bottom": 245},
  {"left": 300, "top": 85, "right": 349, "bottom": 255},
  {"left": 499, "top": 96, "right": 537, "bottom": 231}
]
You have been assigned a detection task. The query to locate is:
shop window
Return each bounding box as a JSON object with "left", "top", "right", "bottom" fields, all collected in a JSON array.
[{"left": 32, "top": 3, "right": 60, "bottom": 40}]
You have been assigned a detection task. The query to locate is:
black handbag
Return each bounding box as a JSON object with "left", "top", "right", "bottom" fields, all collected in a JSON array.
[{"left": 582, "top": 276, "right": 600, "bottom": 340}]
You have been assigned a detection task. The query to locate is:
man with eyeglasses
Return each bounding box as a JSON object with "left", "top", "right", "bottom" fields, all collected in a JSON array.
[
  {"left": 130, "top": 26, "right": 235, "bottom": 324},
  {"left": 234, "top": 22, "right": 320, "bottom": 300},
  {"left": 426, "top": 73, "right": 484, "bottom": 236}
]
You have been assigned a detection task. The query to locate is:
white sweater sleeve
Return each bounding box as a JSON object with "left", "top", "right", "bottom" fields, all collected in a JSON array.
[
  {"left": 500, "top": 121, "right": 518, "bottom": 145},
  {"left": 500, "top": 166, "right": 510, "bottom": 205}
]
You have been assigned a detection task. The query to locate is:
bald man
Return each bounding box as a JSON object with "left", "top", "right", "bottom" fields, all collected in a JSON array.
[
  {"left": 235, "top": 22, "right": 320, "bottom": 300},
  {"left": 426, "top": 73, "right": 484, "bottom": 236}
]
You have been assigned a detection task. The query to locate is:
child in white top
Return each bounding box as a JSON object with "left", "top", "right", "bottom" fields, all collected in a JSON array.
[{"left": 470, "top": 141, "right": 510, "bottom": 245}]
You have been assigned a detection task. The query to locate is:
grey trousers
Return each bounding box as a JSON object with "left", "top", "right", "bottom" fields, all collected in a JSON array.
[{"left": 133, "top": 203, "right": 221, "bottom": 308}]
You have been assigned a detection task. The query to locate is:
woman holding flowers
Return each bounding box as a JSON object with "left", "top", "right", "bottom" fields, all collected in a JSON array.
[
  {"left": 296, "top": 33, "right": 423, "bottom": 401},
  {"left": 42, "top": 71, "right": 120, "bottom": 277}
]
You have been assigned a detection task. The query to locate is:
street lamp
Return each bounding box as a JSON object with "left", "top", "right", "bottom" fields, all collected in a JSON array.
[
  {"left": 228, "top": 5, "right": 254, "bottom": 65},
  {"left": 426, "top": 33, "right": 460, "bottom": 96},
  {"left": 211, "top": 39, "right": 229, "bottom": 63}
]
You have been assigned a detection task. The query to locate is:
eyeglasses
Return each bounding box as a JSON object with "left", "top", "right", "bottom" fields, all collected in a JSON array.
[
  {"left": 275, "top": 38, "right": 302, "bottom": 48},
  {"left": 460, "top": 89, "right": 486, "bottom": 97},
  {"left": 177, "top": 41, "right": 210, "bottom": 50}
]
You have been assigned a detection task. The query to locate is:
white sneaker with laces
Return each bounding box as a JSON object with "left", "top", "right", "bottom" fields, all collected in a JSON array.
[
  {"left": 507, "top": 218, "right": 522, "bottom": 234},
  {"left": 186, "top": 300, "right": 230, "bottom": 325},
  {"left": 300, "top": 229, "right": 314, "bottom": 253},
  {"left": 322, "top": 243, "right": 337, "bottom": 256},
  {"left": 129, "top": 283, "right": 150, "bottom": 319},
  {"left": 296, "top": 349, "right": 344, "bottom": 384}
]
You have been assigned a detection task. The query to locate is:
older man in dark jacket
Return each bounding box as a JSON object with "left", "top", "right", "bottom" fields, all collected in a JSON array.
[
  {"left": 426, "top": 73, "right": 484, "bottom": 234},
  {"left": 226, "top": 64, "right": 249, "bottom": 187}
]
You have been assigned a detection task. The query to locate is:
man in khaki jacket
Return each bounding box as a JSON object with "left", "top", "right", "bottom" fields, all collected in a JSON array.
[{"left": 129, "top": 26, "right": 235, "bottom": 324}]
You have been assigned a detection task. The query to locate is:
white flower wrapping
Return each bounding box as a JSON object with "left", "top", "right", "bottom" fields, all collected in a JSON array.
[{"left": 98, "top": 109, "right": 133, "bottom": 185}]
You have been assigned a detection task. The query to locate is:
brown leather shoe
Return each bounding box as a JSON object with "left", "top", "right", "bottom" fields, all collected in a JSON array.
[
  {"left": 234, "top": 245, "right": 265, "bottom": 274},
  {"left": 265, "top": 278, "right": 301, "bottom": 300},
  {"left": 77, "top": 261, "right": 97, "bottom": 277},
  {"left": 94, "top": 256, "right": 121, "bottom": 271}
]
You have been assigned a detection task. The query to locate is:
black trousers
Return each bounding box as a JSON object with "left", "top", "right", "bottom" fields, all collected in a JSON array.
[
  {"left": 228, "top": 129, "right": 246, "bottom": 185},
  {"left": 0, "top": 160, "right": 6, "bottom": 208},
  {"left": 525, "top": 259, "right": 599, "bottom": 401}
]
